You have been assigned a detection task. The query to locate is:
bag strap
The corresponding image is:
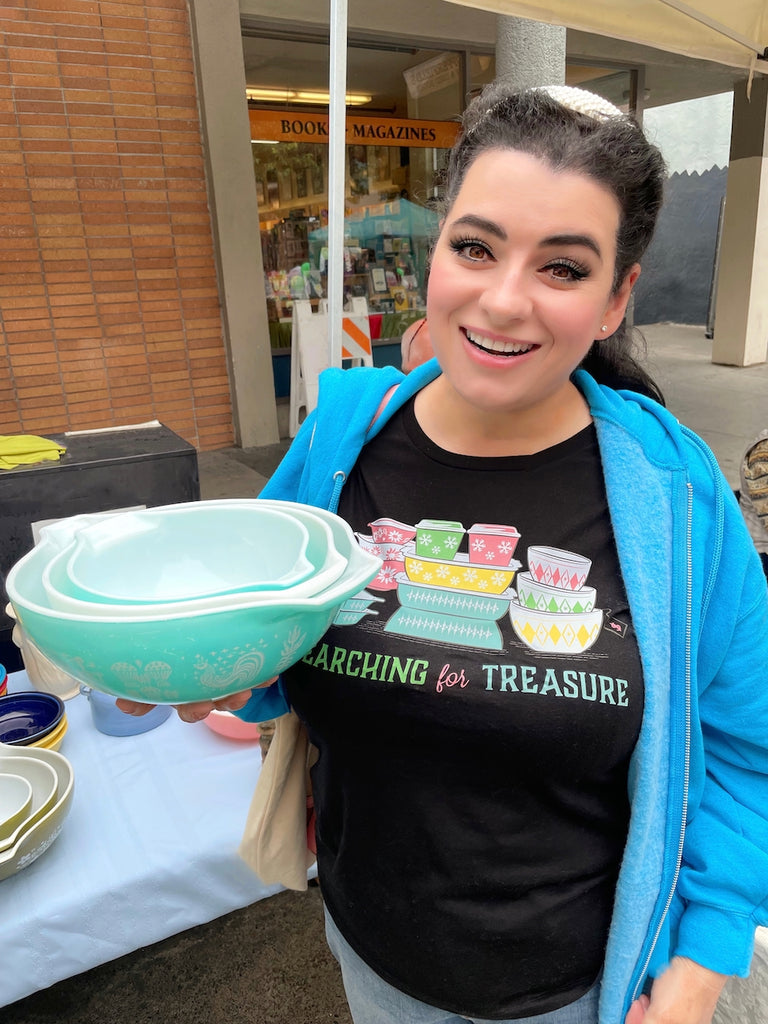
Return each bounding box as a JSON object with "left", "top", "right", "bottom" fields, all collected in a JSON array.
[{"left": 367, "top": 384, "right": 399, "bottom": 434}]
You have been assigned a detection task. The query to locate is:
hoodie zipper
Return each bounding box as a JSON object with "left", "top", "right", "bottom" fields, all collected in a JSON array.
[{"left": 629, "top": 481, "right": 694, "bottom": 1005}]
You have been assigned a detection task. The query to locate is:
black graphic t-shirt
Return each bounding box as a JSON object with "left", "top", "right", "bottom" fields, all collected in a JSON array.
[{"left": 284, "top": 399, "right": 644, "bottom": 1019}]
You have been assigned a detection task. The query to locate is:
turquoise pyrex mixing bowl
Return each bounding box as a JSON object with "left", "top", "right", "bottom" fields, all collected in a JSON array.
[
  {"left": 64, "top": 503, "right": 314, "bottom": 604},
  {"left": 6, "top": 502, "right": 381, "bottom": 705},
  {"left": 42, "top": 503, "right": 346, "bottom": 616}
]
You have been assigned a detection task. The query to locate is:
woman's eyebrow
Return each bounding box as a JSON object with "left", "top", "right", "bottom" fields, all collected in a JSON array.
[
  {"left": 450, "top": 214, "right": 506, "bottom": 240},
  {"left": 449, "top": 218, "right": 603, "bottom": 261},
  {"left": 541, "top": 233, "right": 602, "bottom": 259}
]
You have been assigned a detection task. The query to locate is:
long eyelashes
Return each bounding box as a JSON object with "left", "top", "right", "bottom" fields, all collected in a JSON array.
[
  {"left": 448, "top": 236, "right": 491, "bottom": 261},
  {"left": 544, "top": 259, "right": 590, "bottom": 281}
]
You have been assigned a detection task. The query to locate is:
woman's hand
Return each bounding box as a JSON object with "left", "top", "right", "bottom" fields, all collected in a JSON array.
[
  {"left": 625, "top": 957, "right": 728, "bottom": 1024},
  {"left": 116, "top": 689, "right": 254, "bottom": 724}
]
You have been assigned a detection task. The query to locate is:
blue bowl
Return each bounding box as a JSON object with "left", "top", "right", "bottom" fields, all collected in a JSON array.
[
  {"left": 79, "top": 685, "right": 172, "bottom": 736},
  {"left": 0, "top": 691, "right": 66, "bottom": 746}
]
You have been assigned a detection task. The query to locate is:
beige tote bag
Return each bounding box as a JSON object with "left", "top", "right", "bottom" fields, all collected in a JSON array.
[{"left": 238, "top": 710, "right": 317, "bottom": 891}]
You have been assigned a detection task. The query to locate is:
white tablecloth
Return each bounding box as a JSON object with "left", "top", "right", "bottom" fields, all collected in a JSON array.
[{"left": 0, "top": 673, "right": 283, "bottom": 1007}]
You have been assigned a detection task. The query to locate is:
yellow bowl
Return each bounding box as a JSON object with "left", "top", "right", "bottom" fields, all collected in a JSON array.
[
  {"left": 404, "top": 554, "right": 515, "bottom": 595},
  {"left": 28, "top": 714, "right": 68, "bottom": 752}
]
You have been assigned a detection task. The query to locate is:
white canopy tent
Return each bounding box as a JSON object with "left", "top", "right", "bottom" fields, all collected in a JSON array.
[
  {"left": 446, "top": 0, "right": 768, "bottom": 73},
  {"left": 324, "top": 0, "right": 768, "bottom": 366}
]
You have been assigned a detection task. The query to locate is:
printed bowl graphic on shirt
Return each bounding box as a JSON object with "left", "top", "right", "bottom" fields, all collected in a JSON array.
[
  {"left": 355, "top": 532, "right": 409, "bottom": 591},
  {"left": 367, "top": 519, "right": 417, "bottom": 546},
  {"left": 332, "top": 589, "right": 385, "bottom": 626},
  {"left": 414, "top": 520, "right": 466, "bottom": 561},
  {"left": 404, "top": 553, "right": 517, "bottom": 595},
  {"left": 516, "top": 572, "right": 597, "bottom": 614},
  {"left": 385, "top": 581, "right": 510, "bottom": 650},
  {"left": 512, "top": 545, "right": 602, "bottom": 654},
  {"left": 467, "top": 524, "right": 521, "bottom": 565},
  {"left": 526, "top": 546, "right": 592, "bottom": 591},
  {"left": 509, "top": 599, "right": 604, "bottom": 654}
]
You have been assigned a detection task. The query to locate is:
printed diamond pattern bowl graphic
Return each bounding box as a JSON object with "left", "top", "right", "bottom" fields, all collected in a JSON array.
[
  {"left": 509, "top": 599, "right": 603, "bottom": 654},
  {"left": 526, "top": 546, "right": 592, "bottom": 591},
  {"left": 516, "top": 572, "right": 597, "bottom": 613}
]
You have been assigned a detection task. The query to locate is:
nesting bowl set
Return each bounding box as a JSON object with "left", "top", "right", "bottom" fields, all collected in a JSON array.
[
  {"left": 5, "top": 499, "right": 381, "bottom": 707},
  {"left": 0, "top": 741, "right": 74, "bottom": 881}
]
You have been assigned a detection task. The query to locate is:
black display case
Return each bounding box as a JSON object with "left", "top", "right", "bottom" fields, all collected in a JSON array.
[{"left": 0, "top": 423, "right": 200, "bottom": 672}]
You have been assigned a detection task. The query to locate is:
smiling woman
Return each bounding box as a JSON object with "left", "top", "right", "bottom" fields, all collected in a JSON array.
[{"left": 164, "top": 83, "right": 768, "bottom": 1024}]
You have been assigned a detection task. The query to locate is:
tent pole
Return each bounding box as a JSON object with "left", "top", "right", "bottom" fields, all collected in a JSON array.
[{"left": 327, "top": 0, "right": 348, "bottom": 368}]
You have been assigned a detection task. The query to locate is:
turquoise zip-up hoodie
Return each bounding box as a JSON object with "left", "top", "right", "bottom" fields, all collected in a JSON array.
[{"left": 246, "top": 360, "right": 768, "bottom": 1024}]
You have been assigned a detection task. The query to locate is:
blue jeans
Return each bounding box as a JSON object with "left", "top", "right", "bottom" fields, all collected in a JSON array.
[{"left": 324, "top": 907, "right": 600, "bottom": 1024}]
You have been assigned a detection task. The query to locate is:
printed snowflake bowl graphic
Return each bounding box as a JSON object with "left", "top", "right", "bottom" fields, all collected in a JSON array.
[
  {"left": 415, "top": 520, "right": 466, "bottom": 562},
  {"left": 468, "top": 524, "right": 521, "bottom": 565},
  {"left": 368, "top": 518, "right": 417, "bottom": 545},
  {"left": 404, "top": 553, "right": 516, "bottom": 595}
]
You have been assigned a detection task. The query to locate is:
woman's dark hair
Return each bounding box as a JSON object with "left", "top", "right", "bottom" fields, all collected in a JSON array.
[{"left": 442, "top": 83, "right": 667, "bottom": 403}]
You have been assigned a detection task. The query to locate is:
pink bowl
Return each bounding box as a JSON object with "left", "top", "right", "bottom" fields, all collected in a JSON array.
[{"left": 203, "top": 710, "right": 261, "bottom": 742}]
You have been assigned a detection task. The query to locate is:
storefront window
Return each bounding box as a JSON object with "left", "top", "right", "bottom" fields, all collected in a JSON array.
[
  {"left": 242, "top": 33, "right": 470, "bottom": 349},
  {"left": 251, "top": 120, "right": 454, "bottom": 348}
]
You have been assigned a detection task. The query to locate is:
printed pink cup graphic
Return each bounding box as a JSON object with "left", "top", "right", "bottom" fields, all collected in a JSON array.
[
  {"left": 468, "top": 524, "right": 521, "bottom": 566},
  {"left": 526, "top": 545, "right": 591, "bottom": 591}
]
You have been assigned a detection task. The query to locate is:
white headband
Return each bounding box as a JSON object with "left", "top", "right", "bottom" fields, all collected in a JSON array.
[{"left": 536, "top": 85, "right": 625, "bottom": 121}]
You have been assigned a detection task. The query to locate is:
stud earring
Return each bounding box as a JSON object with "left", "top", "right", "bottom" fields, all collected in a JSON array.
[{"left": 600, "top": 325, "right": 608, "bottom": 333}]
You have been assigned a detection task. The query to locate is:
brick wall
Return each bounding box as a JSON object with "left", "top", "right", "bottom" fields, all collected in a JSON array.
[{"left": 0, "top": 0, "right": 235, "bottom": 450}]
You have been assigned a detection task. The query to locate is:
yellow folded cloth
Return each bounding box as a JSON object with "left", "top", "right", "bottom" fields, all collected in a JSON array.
[{"left": 0, "top": 434, "right": 67, "bottom": 470}]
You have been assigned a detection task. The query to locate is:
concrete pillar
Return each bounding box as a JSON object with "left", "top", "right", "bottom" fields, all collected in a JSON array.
[
  {"left": 188, "top": 0, "right": 280, "bottom": 446},
  {"left": 495, "top": 14, "right": 566, "bottom": 88},
  {"left": 712, "top": 78, "right": 768, "bottom": 367}
]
